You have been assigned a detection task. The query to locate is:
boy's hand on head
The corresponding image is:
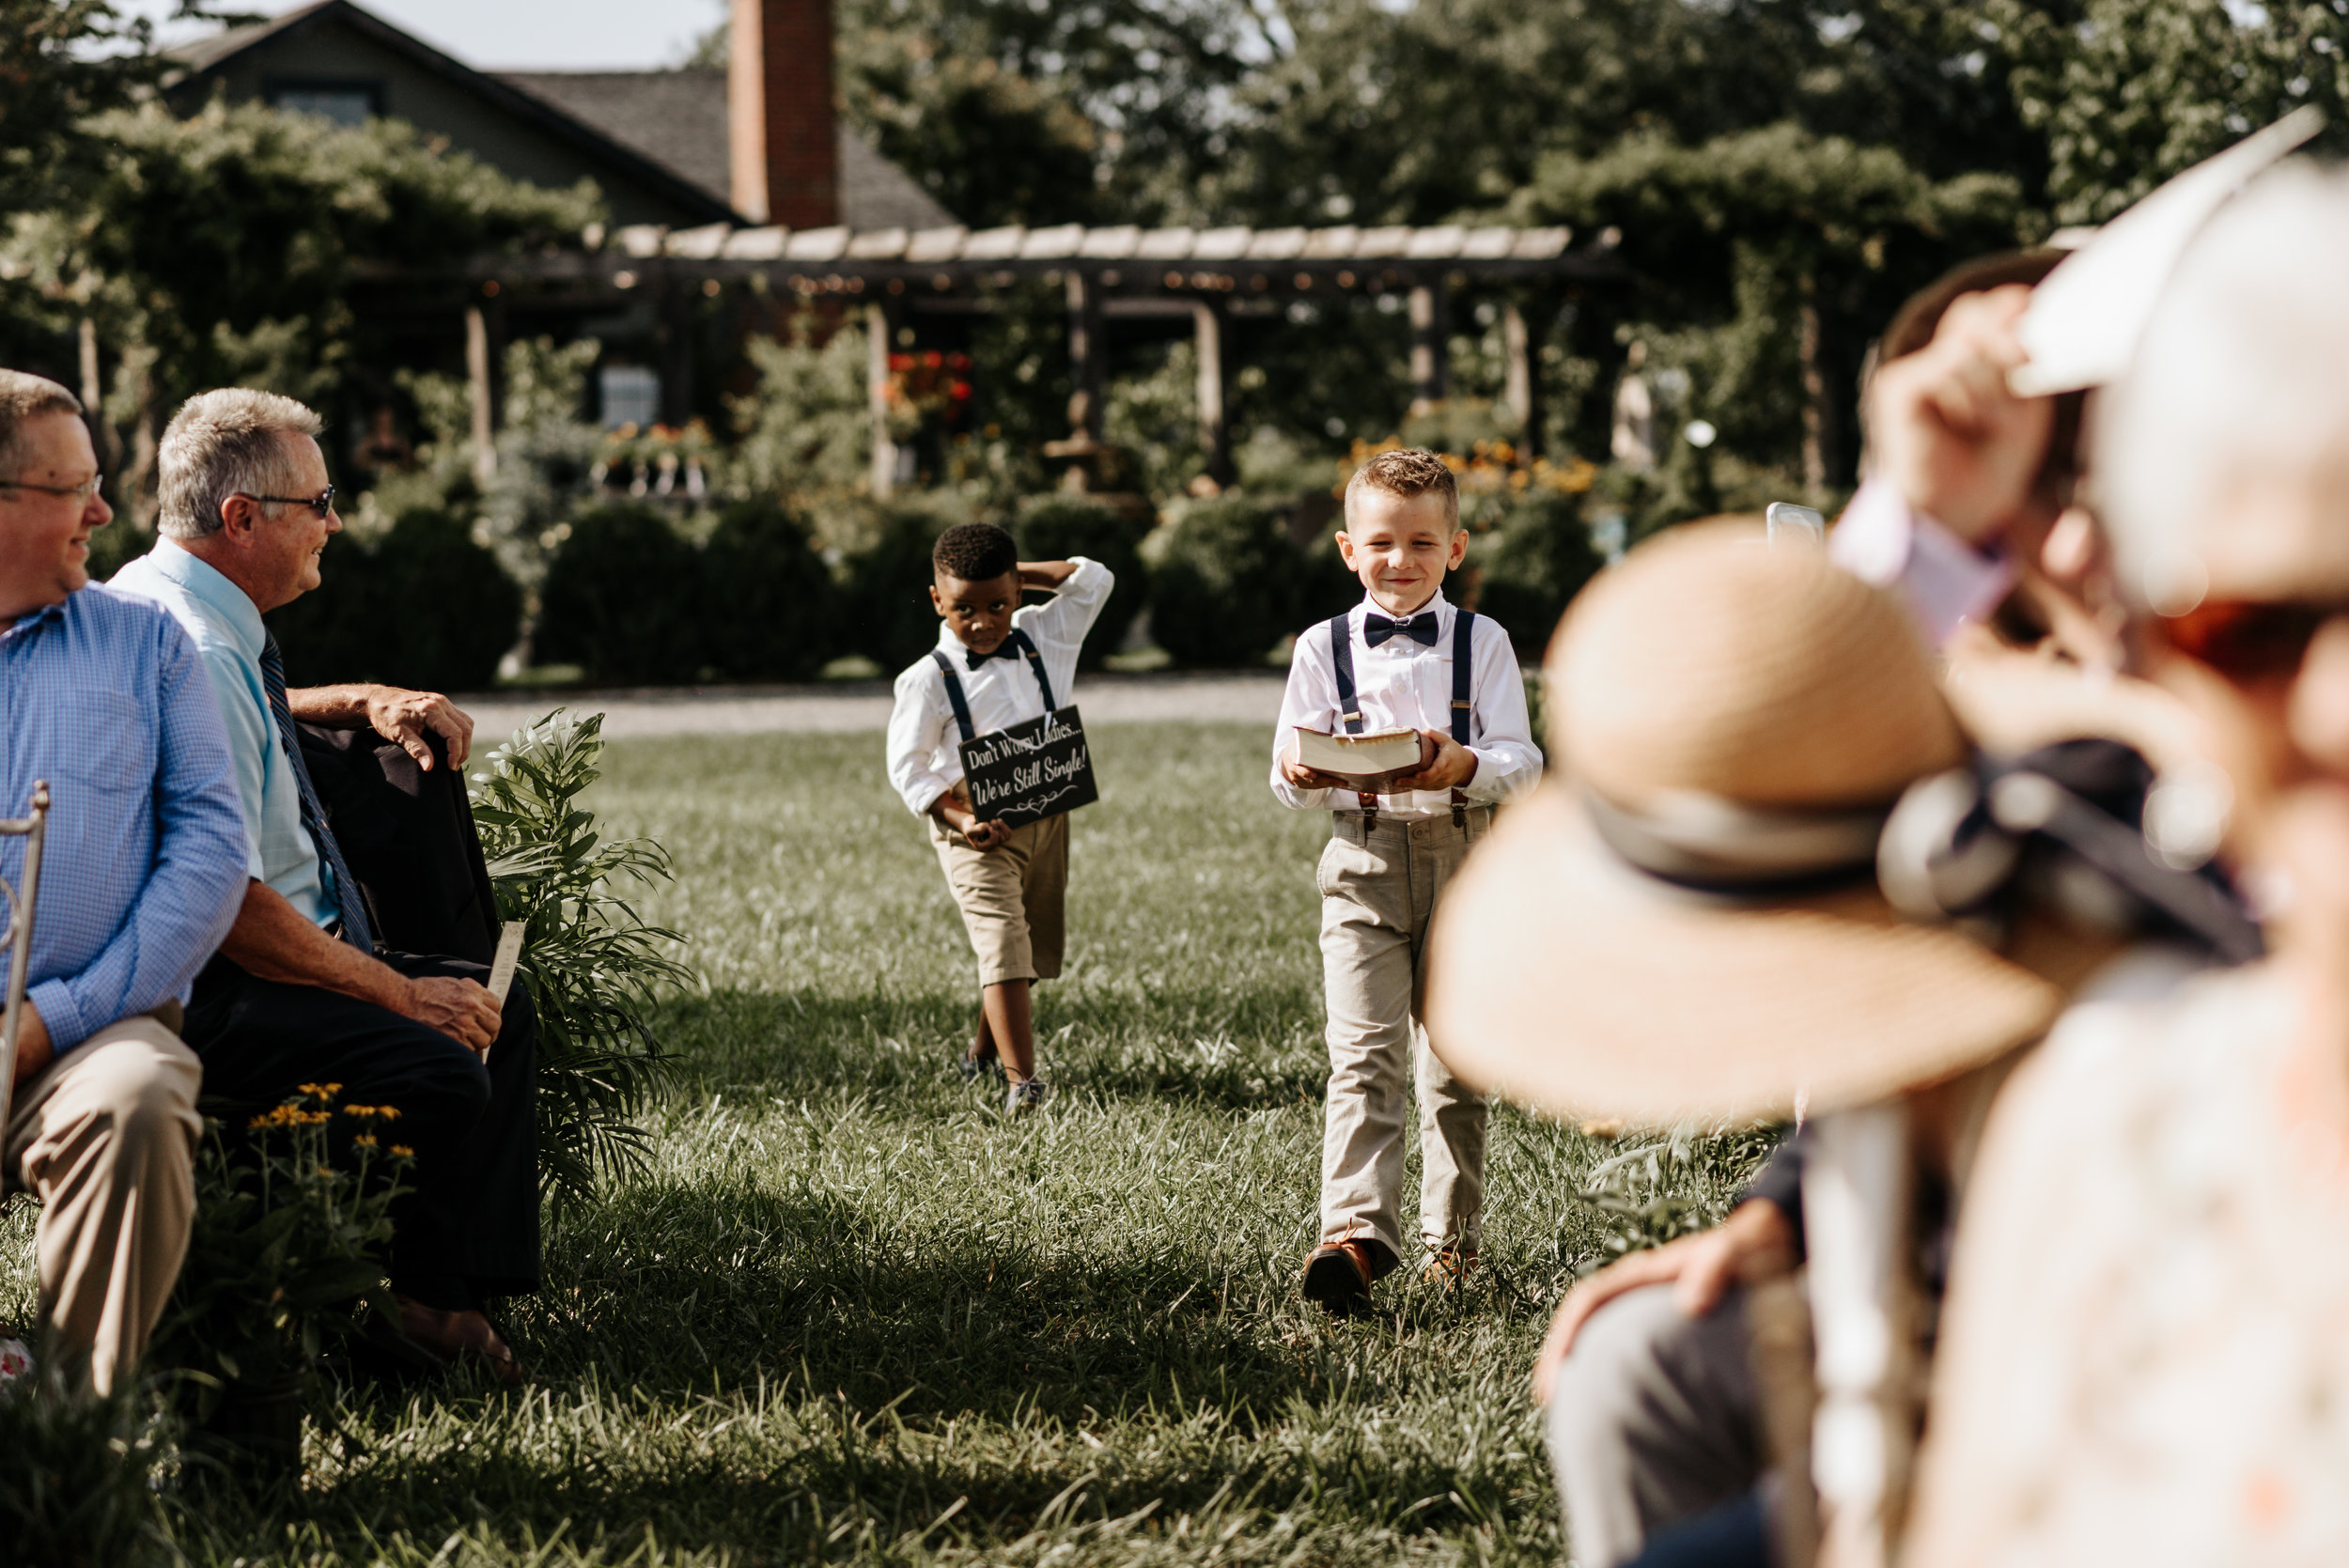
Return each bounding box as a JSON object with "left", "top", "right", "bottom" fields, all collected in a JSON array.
[
  {"left": 1017, "top": 560, "right": 1080, "bottom": 591},
  {"left": 1388, "top": 730, "right": 1477, "bottom": 793}
]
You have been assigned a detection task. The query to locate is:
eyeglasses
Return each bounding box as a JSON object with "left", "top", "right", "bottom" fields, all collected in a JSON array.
[
  {"left": 2156, "top": 596, "right": 2349, "bottom": 683},
  {"left": 0, "top": 473, "right": 103, "bottom": 505},
  {"left": 245, "top": 487, "right": 336, "bottom": 518}
]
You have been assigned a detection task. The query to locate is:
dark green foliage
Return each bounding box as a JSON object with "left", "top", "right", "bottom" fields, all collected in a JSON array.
[
  {"left": 1014, "top": 494, "right": 1151, "bottom": 667},
  {"left": 0, "top": 1362, "right": 163, "bottom": 1568},
  {"left": 1469, "top": 492, "right": 1601, "bottom": 661},
  {"left": 843, "top": 498, "right": 963, "bottom": 674},
  {"left": 698, "top": 500, "right": 843, "bottom": 682},
  {"left": 1144, "top": 495, "right": 1338, "bottom": 667},
  {"left": 266, "top": 507, "right": 521, "bottom": 692},
  {"left": 535, "top": 505, "right": 706, "bottom": 686},
  {"left": 470, "top": 710, "right": 687, "bottom": 1209}
]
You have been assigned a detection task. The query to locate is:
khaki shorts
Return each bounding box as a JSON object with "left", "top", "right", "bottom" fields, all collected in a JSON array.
[{"left": 929, "top": 806, "right": 1070, "bottom": 986}]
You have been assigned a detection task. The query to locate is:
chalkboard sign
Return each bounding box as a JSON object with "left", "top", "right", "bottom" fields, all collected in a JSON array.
[{"left": 960, "top": 706, "right": 1098, "bottom": 826}]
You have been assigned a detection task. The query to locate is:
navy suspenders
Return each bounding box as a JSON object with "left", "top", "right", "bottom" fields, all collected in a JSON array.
[
  {"left": 1325, "top": 608, "right": 1477, "bottom": 828},
  {"left": 929, "top": 628, "right": 1057, "bottom": 745}
]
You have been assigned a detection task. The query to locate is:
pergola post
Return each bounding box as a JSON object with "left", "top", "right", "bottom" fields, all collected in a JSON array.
[
  {"left": 1191, "top": 300, "right": 1231, "bottom": 484},
  {"left": 1408, "top": 281, "right": 1449, "bottom": 412},
  {"left": 1066, "top": 270, "right": 1105, "bottom": 442},
  {"left": 1503, "top": 301, "right": 1538, "bottom": 458},
  {"left": 464, "top": 301, "right": 497, "bottom": 483},
  {"left": 658, "top": 273, "right": 695, "bottom": 428},
  {"left": 867, "top": 298, "right": 902, "bottom": 497}
]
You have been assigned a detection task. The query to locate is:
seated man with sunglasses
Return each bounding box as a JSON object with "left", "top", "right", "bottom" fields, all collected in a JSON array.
[{"left": 113, "top": 388, "right": 538, "bottom": 1384}]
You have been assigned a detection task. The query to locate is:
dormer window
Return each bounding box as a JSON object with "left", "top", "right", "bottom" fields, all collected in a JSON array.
[{"left": 266, "top": 80, "right": 381, "bottom": 126}]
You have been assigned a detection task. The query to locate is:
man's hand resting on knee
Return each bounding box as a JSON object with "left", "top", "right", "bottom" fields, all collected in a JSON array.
[
  {"left": 222, "top": 880, "right": 500, "bottom": 1054},
  {"left": 1532, "top": 1198, "right": 1795, "bottom": 1406}
]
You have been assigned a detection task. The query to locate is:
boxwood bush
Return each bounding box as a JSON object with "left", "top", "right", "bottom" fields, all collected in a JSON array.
[
  {"left": 1144, "top": 494, "right": 1355, "bottom": 666},
  {"left": 1467, "top": 490, "right": 1601, "bottom": 661},
  {"left": 268, "top": 506, "right": 522, "bottom": 691},
  {"left": 1014, "top": 494, "right": 1151, "bottom": 668},
  {"left": 698, "top": 500, "right": 841, "bottom": 681},
  {"left": 536, "top": 504, "right": 704, "bottom": 685}
]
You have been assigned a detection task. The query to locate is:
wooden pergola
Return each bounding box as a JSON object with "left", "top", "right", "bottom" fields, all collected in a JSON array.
[{"left": 424, "top": 218, "right": 1625, "bottom": 491}]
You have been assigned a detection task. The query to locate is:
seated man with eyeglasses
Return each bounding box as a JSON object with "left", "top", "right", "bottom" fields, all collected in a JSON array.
[
  {"left": 0, "top": 369, "right": 249, "bottom": 1394},
  {"left": 113, "top": 388, "right": 538, "bottom": 1384}
]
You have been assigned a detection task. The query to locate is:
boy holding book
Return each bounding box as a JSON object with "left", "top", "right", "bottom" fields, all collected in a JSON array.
[
  {"left": 887, "top": 522, "right": 1112, "bottom": 1114},
  {"left": 1272, "top": 447, "right": 1543, "bottom": 1310}
]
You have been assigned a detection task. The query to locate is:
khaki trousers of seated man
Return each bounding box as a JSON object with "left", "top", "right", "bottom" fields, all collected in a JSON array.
[
  {"left": 1316, "top": 809, "right": 1490, "bottom": 1265},
  {"left": 2, "top": 1016, "right": 202, "bottom": 1395}
]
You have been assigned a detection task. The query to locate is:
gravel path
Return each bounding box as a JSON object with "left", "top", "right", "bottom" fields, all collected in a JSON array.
[{"left": 456, "top": 669, "right": 1290, "bottom": 742}]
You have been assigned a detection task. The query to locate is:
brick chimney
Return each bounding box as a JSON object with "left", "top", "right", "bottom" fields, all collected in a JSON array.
[{"left": 729, "top": 0, "right": 839, "bottom": 227}]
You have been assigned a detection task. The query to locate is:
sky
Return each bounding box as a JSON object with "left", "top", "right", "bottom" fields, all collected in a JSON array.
[{"left": 119, "top": 0, "right": 729, "bottom": 70}]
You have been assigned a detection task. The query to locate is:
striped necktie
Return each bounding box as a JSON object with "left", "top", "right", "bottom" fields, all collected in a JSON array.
[{"left": 258, "top": 632, "right": 375, "bottom": 952}]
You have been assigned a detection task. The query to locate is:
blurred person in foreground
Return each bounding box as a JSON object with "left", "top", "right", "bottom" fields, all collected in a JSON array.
[
  {"left": 1903, "top": 159, "right": 2349, "bottom": 1564},
  {"left": 1423, "top": 524, "right": 2258, "bottom": 1567},
  {"left": 112, "top": 388, "right": 538, "bottom": 1383},
  {"left": 0, "top": 369, "right": 248, "bottom": 1392}
]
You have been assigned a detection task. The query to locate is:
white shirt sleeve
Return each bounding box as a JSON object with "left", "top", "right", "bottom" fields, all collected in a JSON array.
[
  {"left": 1829, "top": 476, "right": 2015, "bottom": 650},
  {"left": 885, "top": 660, "right": 957, "bottom": 816},
  {"left": 1270, "top": 621, "right": 1341, "bottom": 811},
  {"left": 1458, "top": 619, "right": 1543, "bottom": 804},
  {"left": 1021, "top": 557, "right": 1113, "bottom": 657}
]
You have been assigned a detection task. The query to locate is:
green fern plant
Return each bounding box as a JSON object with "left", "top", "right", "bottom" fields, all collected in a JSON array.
[{"left": 470, "top": 708, "right": 689, "bottom": 1208}]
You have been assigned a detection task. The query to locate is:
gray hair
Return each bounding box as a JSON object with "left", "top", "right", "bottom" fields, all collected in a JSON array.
[
  {"left": 2096, "top": 163, "right": 2349, "bottom": 603},
  {"left": 0, "top": 370, "right": 85, "bottom": 475},
  {"left": 157, "top": 388, "right": 323, "bottom": 540}
]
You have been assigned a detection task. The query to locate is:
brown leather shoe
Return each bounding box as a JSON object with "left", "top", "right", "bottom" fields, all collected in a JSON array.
[
  {"left": 1301, "top": 1239, "right": 1381, "bottom": 1314},
  {"left": 397, "top": 1296, "right": 525, "bottom": 1387},
  {"left": 1423, "top": 1246, "right": 1480, "bottom": 1285}
]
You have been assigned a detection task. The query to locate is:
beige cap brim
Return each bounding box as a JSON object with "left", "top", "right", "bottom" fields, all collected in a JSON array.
[{"left": 1423, "top": 787, "right": 2073, "bottom": 1127}]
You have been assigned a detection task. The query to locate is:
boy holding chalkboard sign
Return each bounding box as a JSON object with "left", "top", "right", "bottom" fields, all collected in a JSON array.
[
  {"left": 1271, "top": 448, "right": 1543, "bottom": 1312},
  {"left": 887, "top": 522, "right": 1112, "bottom": 1114}
]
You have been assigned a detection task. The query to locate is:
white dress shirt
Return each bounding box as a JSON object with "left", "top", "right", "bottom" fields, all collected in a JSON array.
[
  {"left": 887, "top": 556, "right": 1113, "bottom": 815},
  {"left": 1269, "top": 588, "right": 1543, "bottom": 817},
  {"left": 1828, "top": 476, "right": 2015, "bottom": 650}
]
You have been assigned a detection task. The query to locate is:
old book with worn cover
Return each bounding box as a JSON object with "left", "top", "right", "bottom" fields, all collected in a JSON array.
[{"left": 1292, "top": 726, "right": 1423, "bottom": 784}]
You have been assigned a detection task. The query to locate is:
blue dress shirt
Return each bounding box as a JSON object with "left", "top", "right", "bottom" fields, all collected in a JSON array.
[
  {"left": 113, "top": 543, "right": 342, "bottom": 931},
  {"left": 0, "top": 585, "right": 248, "bottom": 1051}
]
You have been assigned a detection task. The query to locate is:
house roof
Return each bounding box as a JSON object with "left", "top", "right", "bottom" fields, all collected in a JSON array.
[
  {"left": 164, "top": 0, "right": 738, "bottom": 225},
  {"left": 495, "top": 68, "right": 959, "bottom": 232}
]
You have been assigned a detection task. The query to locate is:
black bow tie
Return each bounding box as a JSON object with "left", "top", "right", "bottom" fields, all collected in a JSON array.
[
  {"left": 1363, "top": 612, "right": 1439, "bottom": 647},
  {"left": 967, "top": 642, "right": 1022, "bottom": 670}
]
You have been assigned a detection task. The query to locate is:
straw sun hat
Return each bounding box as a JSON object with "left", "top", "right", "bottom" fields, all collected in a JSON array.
[{"left": 1424, "top": 523, "right": 2118, "bottom": 1128}]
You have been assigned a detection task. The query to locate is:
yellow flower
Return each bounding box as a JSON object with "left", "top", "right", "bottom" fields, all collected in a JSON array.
[
  {"left": 342, "top": 1105, "right": 378, "bottom": 1118},
  {"left": 377, "top": 1106, "right": 401, "bottom": 1121},
  {"left": 390, "top": 1144, "right": 414, "bottom": 1158},
  {"left": 353, "top": 1134, "right": 378, "bottom": 1148}
]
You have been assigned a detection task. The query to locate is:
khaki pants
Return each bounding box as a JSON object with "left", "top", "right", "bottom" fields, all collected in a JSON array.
[
  {"left": 3, "top": 1017, "right": 202, "bottom": 1394},
  {"left": 1315, "top": 810, "right": 1489, "bottom": 1262},
  {"left": 930, "top": 807, "right": 1070, "bottom": 986}
]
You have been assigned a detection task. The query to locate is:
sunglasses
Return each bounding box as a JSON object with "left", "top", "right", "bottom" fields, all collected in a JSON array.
[
  {"left": 2156, "top": 596, "right": 2349, "bottom": 683},
  {"left": 246, "top": 487, "right": 336, "bottom": 518}
]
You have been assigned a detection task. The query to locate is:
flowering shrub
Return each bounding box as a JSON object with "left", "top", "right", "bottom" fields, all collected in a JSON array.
[{"left": 151, "top": 1086, "right": 412, "bottom": 1422}]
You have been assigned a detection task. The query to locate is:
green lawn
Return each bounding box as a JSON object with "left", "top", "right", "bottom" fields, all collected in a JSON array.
[{"left": 122, "top": 722, "right": 1757, "bottom": 1564}]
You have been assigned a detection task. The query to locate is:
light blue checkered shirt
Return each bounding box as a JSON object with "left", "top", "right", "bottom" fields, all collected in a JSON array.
[
  {"left": 0, "top": 584, "right": 248, "bottom": 1051},
  {"left": 112, "top": 543, "right": 343, "bottom": 931}
]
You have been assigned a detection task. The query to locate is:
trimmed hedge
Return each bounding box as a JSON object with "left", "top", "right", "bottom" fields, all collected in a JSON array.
[
  {"left": 1466, "top": 490, "right": 1601, "bottom": 661},
  {"left": 699, "top": 500, "right": 841, "bottom": 681},
  {"left": 536, "top": 504, "right": 704, "bottom": 685},
  {"left": 1143, "top": 494, "right": 1352, "bottom": 667},
  {"left": 268, "top": 506, "right": 521, "bottom": 691},
  {"left": 1014, "top": 494, "right": 1151, "bottom": 669}
]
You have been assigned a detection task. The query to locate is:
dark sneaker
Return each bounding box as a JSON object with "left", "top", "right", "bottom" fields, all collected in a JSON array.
[
  {"left": 1004, "top": 1078, "right": 1049, "bottom": 1115},
  {"left": 1301, "top": 1239, "right": 1381, "bottom": 1314},
  {"left": 958, "top": 1048, "right": 1003, "bottom": 1083}
]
